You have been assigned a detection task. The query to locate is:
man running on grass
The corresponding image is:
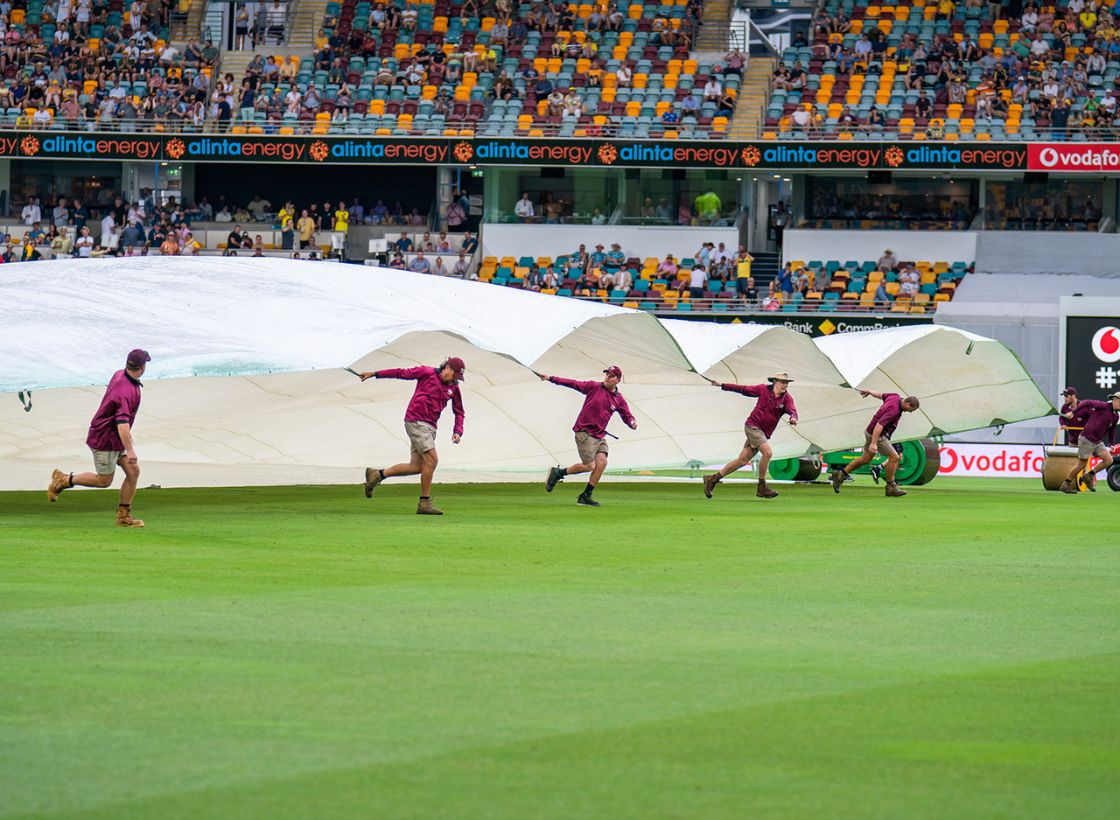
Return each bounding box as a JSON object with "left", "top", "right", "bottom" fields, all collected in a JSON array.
[
  {"left": 831, "top": 390, "right": 920, "bottom": 497},
  {"left": 703, "top": 372, "right": 798, "bottom": 499},
  {"left": 47, "top": 348, "right": 150, "bottom": 527},
  {"left": 1059, "top": 392, "right": 1118, "bottom": 494},
  {"left": 541, "top": 365, "right": 637, "bottom": 507},
  {"left": 360, "top": 357, "right": 465, "bottom": 515}
]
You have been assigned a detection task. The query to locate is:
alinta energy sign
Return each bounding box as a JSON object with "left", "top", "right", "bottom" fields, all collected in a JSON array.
[{"left": 0, "top": 132, "right": 1042, "bottom": 170}]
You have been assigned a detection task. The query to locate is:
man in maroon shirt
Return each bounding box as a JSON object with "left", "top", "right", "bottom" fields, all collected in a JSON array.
[
  {"left": 1059, "top": 387, "right": 1081, "bottom": 446},
  {"left": 47, "top": 348, "right": 150, "bottom": 527},
  {"left": 1060, "top": 392, "right": 1119, "bottom": 494},
  {"left": 541, "top": 365, "right": 637, "bottom": 506},
  {"left": 831, "top": 389, "right": 920, "bottom": 497},
  {"left": 703, "top": 371, "right": 798, "bottom": 499},
  {"left": 359, "top": 357, "right": 465, "bottom": 515}
]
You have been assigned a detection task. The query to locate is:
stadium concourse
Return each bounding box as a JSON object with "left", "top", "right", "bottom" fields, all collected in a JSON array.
[{"left": 0, "top": 256, "right": 1050, "bottom": 490}]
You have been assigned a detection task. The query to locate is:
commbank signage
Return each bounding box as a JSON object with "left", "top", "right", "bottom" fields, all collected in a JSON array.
[{"left": 0, "top": 131, "right": 1034, "bottom": 170}]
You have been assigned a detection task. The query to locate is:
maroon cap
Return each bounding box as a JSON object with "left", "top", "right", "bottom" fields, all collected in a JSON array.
[
  {"left": 126, "top": 348, "right": 151, "bottom": 368},
  {"left": 446, "top": 356, "right": 466, "bottom": 380},
  {"left": 603, "top": 365, "right": 623, "bottom": 380},
  {"left": 1060, "top": 386, "right": 1077, "bottom": 396}
]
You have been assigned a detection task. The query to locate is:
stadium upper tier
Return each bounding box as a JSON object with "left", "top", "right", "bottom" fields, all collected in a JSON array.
[
  {"left": 0, "top": 0, "right": 741, "bottom": 137},
  {"left": 766, "top": 0, "right": 1120, "bottom": 140}
]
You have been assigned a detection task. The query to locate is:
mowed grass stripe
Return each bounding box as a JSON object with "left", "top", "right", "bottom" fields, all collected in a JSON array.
[{"left": 0, "top": 481, "right": 1117, "bottom": 818}]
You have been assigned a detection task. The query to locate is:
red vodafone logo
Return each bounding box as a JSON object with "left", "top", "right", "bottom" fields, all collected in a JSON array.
[
  {"left": 1092, "top": 326, "right": 1120, "bottom": 363},
  {"left": 1028, "top": 143, "right": 1120, "bottom": 172}
]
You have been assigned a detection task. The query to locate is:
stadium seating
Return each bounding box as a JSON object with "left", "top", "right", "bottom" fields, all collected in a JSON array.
[
  {"left": 474, "top": 251, "right": 969, "bottom": 314},
  {"left": 275, "top": 0, "right": 720, "bottom": 137},
  {"left": 766, "top": 0, "right": 1120, "bottom": 140}
]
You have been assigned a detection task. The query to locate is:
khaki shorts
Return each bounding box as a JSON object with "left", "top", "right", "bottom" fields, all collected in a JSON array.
[
  {"left": 1078, "top": 437, "right": 1109, "bottom": 461},
  {"left": 575, "top": 431, "right": 608, "bottom": 464},
  {"left": 405, "top": 420, "right": 437, "bottom": 455},
  {"left": 91, "top": 448, "right": 124, "bottom": 476},
  {"left": 743, "top": 424, "right": 768, "bottom": 451},
  {"left": 865, "top": 431, "right": 897, "bottom": 458}
]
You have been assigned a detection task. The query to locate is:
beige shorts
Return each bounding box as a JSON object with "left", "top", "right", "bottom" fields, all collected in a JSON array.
[
  {"left": 575, "top": 431, "right": 609, "bottom": 464},
  {"left": 405, "top": 420, "right": 437, "bottom": 455},
  {"left": 743, "top": 424, "right": 768, "bottom": 451},
  {"left": 865, "top": 432, "right": 897, "bottom": 458},
  {"left": 1078, "top": 437, "right": 1109, "bottom": 461},
  {"left": 90, "top": 448, "right": 124, "bottom": 476}
]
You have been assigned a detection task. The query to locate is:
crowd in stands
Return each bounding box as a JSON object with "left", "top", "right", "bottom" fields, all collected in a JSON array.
[
  {"left": 0, "top": 0, "right": 248, "bottom": 131},
  {"left": 470, "top": 241, "right": 966, "bottom": 314},
  {"left": 768, "top": 0, "right": 1120, "bottom": 139},
  {"left": 224, "top": 0, "right": 731, "bottom": 137},
  {"left": 384, "top": 228, "right": 479, "bottom": 275}
]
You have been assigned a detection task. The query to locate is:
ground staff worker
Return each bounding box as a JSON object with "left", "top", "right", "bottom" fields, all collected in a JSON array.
[
  {"left": 831, "top": 390, "right": 920, "bottom": 497},
  {"left": 360, "top": 357, "right": 466, "bottom": 515},
  {"left": 541, "top": 366, "right": 636, "bottom": 507},
  {"left": 48, "top": 348, "right": 150, "bottom": 528}
]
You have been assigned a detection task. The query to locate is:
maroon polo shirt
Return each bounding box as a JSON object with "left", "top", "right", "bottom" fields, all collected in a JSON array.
[
  {"left": 1071, "top": 399, "right": 1118, "bottom": 445},
  {"left": 86, "top": 369, "right": 143, "bottom": 452},
  {"left": 549, "top": 376, "right": 635, "bottom": 438},
  {"left": 867, "top": 393, "right": 903, "bottom": 438},
  {"left": 375, "top": 366, "right": 465, "bottom": 437},
  {"left": 720, "top": 382, "right": 798, "bottom": 437}
]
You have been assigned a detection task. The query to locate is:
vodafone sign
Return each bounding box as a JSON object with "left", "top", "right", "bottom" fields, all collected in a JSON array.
[
  {"left": 1028, "top": 143, "right": 1120, "bottom": 172},
  {"left": 937, "top": 443, "right": 1045, "bottom": 477}
]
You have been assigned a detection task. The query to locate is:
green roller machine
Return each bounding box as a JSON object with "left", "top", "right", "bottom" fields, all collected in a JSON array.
[{"left": 769, "top": 438, "right": 941, "bottom": 486}]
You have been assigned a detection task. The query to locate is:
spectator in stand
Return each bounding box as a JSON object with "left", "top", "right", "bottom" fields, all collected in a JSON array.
[
  {"left": 878, "top": 248, "right": 899, "bottom": 271},
  {"left": 452, "top": 252, "right": 471, "bottom": 278},
  {"left": 432, "top": 256, "right": 449, "bottom": 276},
  {"left": 388, "top": 252, "right": 407, "bottom": 269},
  {"left": 515, "top": 192, "right": 535, "bottom": 222},
  {"left": 793, "top": 267, "right": 810, "bottom": 294},
  {"left": 688, "top": 262, "right": 709, "bottom": 300},
  {"left": 874, "top": 279, "right": 892, "bottom": 305},
  {"left": 51, "top": 228, "right": 74, "bottom": 258},
  {"left": 898, "top": 265, "right": 920, "bottom": 297},
  {"left": 462, "top": 231, "right": 479, "bottom": 254},
  {"left": 695, "top": 190, "right": 722, "bottom": 224},
  {"left": 297, "top": 210, "right": 316, "bottom": 249},
  {"left": 22, "top": 197, "right": 41, "bottom": 226},
  {"left": 334, "top": 201, "right": 350, "bottom": 234},
  {"left": 75, "top": 227, "right": 95, "bottom": 258},
  {"left": 409, "top": 252, "right": 432, "bottom": 274},
  {"left": 777, "top": 262, "right": 794, "bottom": 300},
  {"left": 604, "top": 243, "right": 626, "bottom": 271},
  {"left": 703, "top": 74, "right": 722, "bottom": 102},
  {"left": 650, "top": 253, "right": 676, "bottom": 281},
  {"left": 813, "top": 266, "right": 831, "bottom": 294},
  {"left": 396, "top": 233, "right": 414, "bottom": 253}
]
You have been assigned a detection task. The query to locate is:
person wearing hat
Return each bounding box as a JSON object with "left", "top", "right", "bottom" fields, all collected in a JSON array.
[
  {"left": 831, "top": 390, "right": 921, "bottom": 497},
  {"left": 1059, "top": 386, "right": 1081, "bottom": 445},
  {"left": 541, "top": 366, "right": 637, "bottom": 506},
  {"left": 48, "top": 349, "right": 151, "bottom": 527},
  {"left": 360, "top": 357, "right": 466, "bottom": 515},
  {"left": 1060, "top": 392, "right": 1119, "bottom": 494},
  {"left": 877, "top": 248, "right": 898, "bottom": 271},
  {"left": 703, "top": 372, "right": 798, "bottom": 499}
]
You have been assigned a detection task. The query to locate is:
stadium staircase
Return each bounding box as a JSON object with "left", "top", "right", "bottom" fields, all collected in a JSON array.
[
  {"left": 729, "top": 56, "right": 774, "bottom": 139},
  {"left": 750, "top": 250, "right": 781, "bottom": 286},
  {"left": 171, "top": 0, "right": 207, "bottom": 43},
  {"left": 693, "top": 0, "right": 735, "bottom": 53},
  {"left": 288, "top": 0, "right": 331, "bottom": 49}
]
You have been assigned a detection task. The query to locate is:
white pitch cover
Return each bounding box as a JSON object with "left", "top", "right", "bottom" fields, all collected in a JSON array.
[{"left": 0, "top": 258, "right": 1053, "bottom": 488}]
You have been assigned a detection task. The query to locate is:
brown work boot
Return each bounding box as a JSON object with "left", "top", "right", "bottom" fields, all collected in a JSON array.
[
  {"left": 885, "top": 481, "right": 908, "bottom": 497},
  {"left": 416, "top": 498, "right": 444, "bottom": 515},
  {"left": 1084, "top": 472, "right": 1097, "bottom": 492},
  {"left": 115, "top": 505, "right": 145, "bottom": 527},
  {"left": 364, "top": 467, "right": 382, "bottom": 498},
  {"left": 831, "top": 469, "right": 845, "bottom": 494},
  {"left": 703, "top": 472, "right": 721, "bottom": 498},
  {"left": 47, "top": 469, "right": 69, "bottom": 502},
  {"left": 1059, "top": 480, "right": 1078, "bottom": 494},
  {"left": 756, "top": 479, "right": 779, "bottom": 498}
]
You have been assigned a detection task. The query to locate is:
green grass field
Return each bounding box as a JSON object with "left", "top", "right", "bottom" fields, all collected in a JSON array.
[{"left": 1, "top": 478, "right": 1117, "bottom": 819}]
